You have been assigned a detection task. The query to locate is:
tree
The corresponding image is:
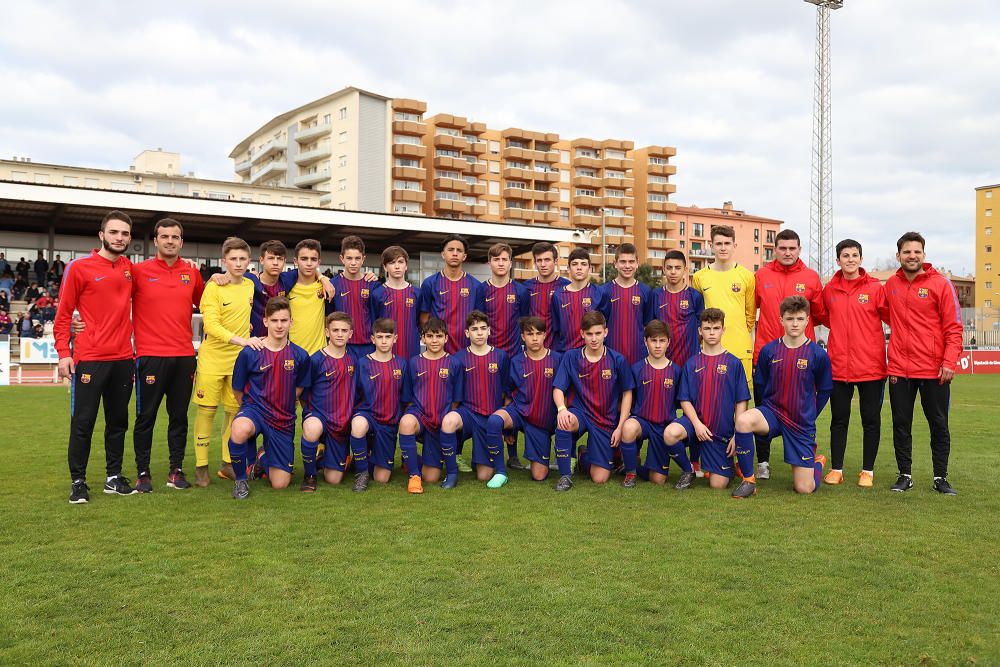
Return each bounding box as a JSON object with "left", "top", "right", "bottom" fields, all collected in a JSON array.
[{"left": 591, "top": 264, "right": 661, "bottom": 288}]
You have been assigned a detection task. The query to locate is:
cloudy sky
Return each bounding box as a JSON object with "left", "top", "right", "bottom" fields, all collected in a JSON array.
[{"left": 2, "top": 0, "right": 995, "bottom": 272}]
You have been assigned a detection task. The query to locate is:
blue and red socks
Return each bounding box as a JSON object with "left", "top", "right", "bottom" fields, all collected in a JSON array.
[
  {"left": 665, "top": 441, "right": 693, "bottom": 473},
  {"left": 300, "top": 437, "right": 319, "bottom": 478},
  {"left": 554, "top": 429, "right": 574, "bottom": 477},
  {"left": 734, "top": 432, "right": 757, "bottom": 482},
  {"left": 620, "top": 439, "right": 638, "bottom": 474}
]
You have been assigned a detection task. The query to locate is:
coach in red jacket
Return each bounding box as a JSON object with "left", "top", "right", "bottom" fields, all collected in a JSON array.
[
  {"left": 54, "top": 210, "right": 136, "bottom": 504},
  {"left": 751, "top": 229, "right": 825, "bottom": 478},
  {"left": 884, "top": 232, "right": 962, "bottom": 495},
  {"left": 819, "top": 239, "right": 887, "bottom": 488}
]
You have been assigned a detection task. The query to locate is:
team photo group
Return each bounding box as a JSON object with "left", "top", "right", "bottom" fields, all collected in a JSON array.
[{"left": 56, "top": 209, "right": 962, "bottom": 503}]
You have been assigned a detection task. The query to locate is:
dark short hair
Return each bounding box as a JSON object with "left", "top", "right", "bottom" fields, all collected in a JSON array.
[
  {"left": 519, "top": 315, "right": 546, "bottom": 334},
  {"left": 567, "top": 248, "right": 590, "bottom": 264},
  {"left": 421, "top": 317, "right": 448, "bottom": 336},
  {"left": 644, "top": 319, "right": 670, "bottom": 339},
  {"left": 340, "top": 235, "right": 365, "bottom": 256},
  {"left": 381, "top": 245, "right": 408, "bottom": 267},
  {"left": 264, "top": 296, "right": 290, "bottom": 318},
  {"left": 664, "top": 250, "right": 686, "bottom": 265},
  {"left": 295, "top": 239, "right": 322, "bottom": 257},
  {"left": 325, "top": 311, "right": 353, "bottom": 328},
  {"left": 700, "top": 308, "right": 725, "bottom": 325},
  {"left": 835, "top": 238, "right": 862, "bottom": 258},
  {"left": 372, "top": 318, "right": 396, "bottom": 335},
  {"left": 614, "top": 243, "right": 638, "bottom": 259},
  {"left": 710, "top": 225, "right": 735, "bottom": 242},
  {"left": 465, "top": 310, "right": 489, "bottom": 328},
  {"left": 775, "top": 229, "right": 801, "bottom": 246},
  {"left": 259, "top": 240, "right": 287, "bottom": 259},
  {"left": 780, "top": 295, "right": 810, "bottom": 317},
  {"left": 442, "top": 234, "right": 468, "bottom": 253},
  {"left": 580, "top": 310, "right": 606, "bottom": 330},
  {"left": 896, "top": 231, "right": 925, "bottom": 251},
  {"left": 532, "top": 242, "right": 557, "bottom": 260},
  {"left": 101, "top": 210, "right": 132, "bottom": 232},
  {"left": 153, "top": 217, "right": 183, "bottom": 238}
]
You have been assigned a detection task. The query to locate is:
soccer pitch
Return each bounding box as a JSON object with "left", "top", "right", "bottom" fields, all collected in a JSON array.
[{"left": 1, "top": 379, "right": 997, "bottom": 666}]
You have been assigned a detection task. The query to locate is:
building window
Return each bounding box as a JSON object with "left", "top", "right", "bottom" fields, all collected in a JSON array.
[
  {"left": 987, "top": 227, "right": 993, "bottom": 236},
  {"left": 754, "top": 264, "right": 759, "bottom": 271},
  {"left": 987, "top": 245, "right": 993, "bottom": 253},
  {"left": 488, "top": 140, "right": 500, "bottom": 154},
  {"left": 692, "top": 223, "right": 704, "bottom": 237},
  {"left": 489, "top": 161, "right": 500, "bottom": 174},
  {"left": 986, "top": 191, "right": 993, "bottom": 198},
  {"left": 63, "top": 176, "right": 78, "bottom": 186},
  {"left": 754, "top": 246, "right": 760, "bottom": 254},
  {"left": 987, "top": 281, "right": 993, "bottom": 289},
  {"left": 680, "top": 240, "right": 685, "bottom": 248},
  {"left": 766, "top": 230, "right": 775, "bottom": 243},
  {"left": 987, "top": 300, "right": 993, "bottom": 308},
  {"left": 678, "top": 222, "right": 685, "bottom": 235},
  {"left": 338, "top": 179, "right": 347, "bottom": 191},
  {"left": 323, "top": 114, "right": 331, "bottom": 124},
  {"left": 339, "top": 155, "right": 347, "bottom": 167},
  {"left": 754, "top": 229, "right": 760, "bottom": 242},
  {"left": 339, "top": 131, "right": 348, "bottom": 143},
  {"left": 986, "top": 263, "right": 992, "bottom": 272},
  {"left": 339, "top": 107, "right": 348, "bottom": 120},
  {"left": 488, "top": 201, "right": 500, "bottom": 215},
  {"left": 987, "top": 209, "right": 993, "bottom": 217},
  {"left": 576, "top": 188, "right": 597, "bottom": 197}
]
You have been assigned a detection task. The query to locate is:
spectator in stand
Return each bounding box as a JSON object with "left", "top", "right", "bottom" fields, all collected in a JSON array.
[
  {"left": 0, "top": 289, "right": 8, "bottom": 312},
  {"left": 47, "top": 280, "right": 59, "bottom": 299},
  {"left": 35, "top": 293, "right": 55, "bottom": 322},
  {"left": 15, "top": 257, "right": 29, "bottom": 281},
  {"left": 199, "top": 262, "right": 212, "bottom": 282},
  {"left": 18, "top": 313, "right": 32, "bottom": 338},
  {"left": 51, "top": 254, "right": 65, "bottom": 282},
  {"left": 34, "top": 251, "right": 49, "bottom": 285},
  {"left": 30, "top": 322, "right": 45, "bottom": 339},
  {"left": 12, "top": 275, "right": 27, "bottom": 300},
  {"left": 25, "top": 281, "right": 41, "bottom": 301},
  {"left": 0, "top": 253, "right": 9, "bottom": 276},
  {"left": 0, "top": 307, "right": 12, "bottom": 334},
  {"left": 0, "top": 272, "right": 12, "bottom": 297}
]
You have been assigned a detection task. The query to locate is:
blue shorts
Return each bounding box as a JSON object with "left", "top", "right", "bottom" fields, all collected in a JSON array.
[
  {"left": 303, "top": 410, "right": 350, "bottom": 472},
  {"left": 502, "top": 407, "right": 553, "bottom": 464},
  {"left": 354, "top": 412, "right": 399, "bottom": 470},
  {"left": 567, "top": 408, "right": 615, "bottom": 471},
  {"left": 673, "top": 415, "right": 734, "bottom": 478},
  {"left": 630, "top": 416, "right": 670, "bottom": 474},
  {"left": 236, "top": 406, "right": 295, "bottom": 473},
  {"left": 404, "top": 408, "right": 443, "bottom": 469},
  {"left": 450, "top": 407, "right": 493, "bottom": 467},
  {"left": 757, "top": 405, "right": 817, "bottom": 468}
]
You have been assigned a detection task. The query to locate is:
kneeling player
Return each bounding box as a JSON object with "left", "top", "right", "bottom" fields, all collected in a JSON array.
[
  {"left": 552, "top": 311, "right": 634, "bottom": 491},
  {"left": 228, "top": 297, "right": 310, "bottom": 499},
  {"left": 620, "top": 320, "right": 689, "bottom": 489},
  {"left": 663, "top": 308, "right": 754, "bottom": 498},
  {"left": 441, "top": 311, "right": 511, "bottom": 488},
  {"left": 349, "top": 318, "right": 407, "bottom": 492},
  {"left": 300, "top": 312, "right": 358, "bottom": 490},
  {"left": 488, "top": 316, "right": 562, "bottom": 483},
  {"left": 398, "top": 318, "right": 460, "bottom": 491},
  {"left": 734, "top": 296, "right": 833, "bottom": 494}
]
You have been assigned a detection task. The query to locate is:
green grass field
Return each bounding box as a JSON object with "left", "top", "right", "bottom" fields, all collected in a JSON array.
[{"left": 1, "top": 378, "right": 998, "bottom": 666}]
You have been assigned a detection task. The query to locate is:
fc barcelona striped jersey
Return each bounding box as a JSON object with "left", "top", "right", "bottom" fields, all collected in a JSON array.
[
  {"left": 355, "top": 354, "right": 406, "bottom": 424},
  {"left": 453, "top": 346, "right": 510, "bottom": 417},
  {"left": 630, "top": 358, "right": 682, "bottom": 425},
  {"left": 521, "top": 276, "right": 569, "bottom": 349},
  {"left": 370, "top": 283, "right": 422, "bottom": 361},
  {"left": 419, "top": 272, "right": 481, "bottom": 354},
  {"left": 755, "top": 339, "right": 833, "bottom": 435},
  {"left": 404, "top": 353, "right": 460, "bottom": 431},
  {"left": 305, "top": 349, "right": 358, "bottom": 434},
  {"left": 649, "top": 286, "right": 705, "bottom": 369},
  {"left": 553, "top": 347, "right": 634, "bottom": 430},
  {"left": 678, "top": 351, "right": 751, "bottom": 443},
  {"left": 245, "top": 270, "right": 297, "bottom": 337},
  {"left": 550, "top": 284, "right": 609, "bottom": 352},
  {"left": 510, "top": 350, "right": 563, "bottom": 429},
  {"left": 602, "top": 280, "right": 652, "bottom": 366},
  {"left": 474, "top": 279, "right": 530, "bottom": 358},
  {"left": 231, "top": 342, "right": 311, "bottom": 431},
  {"left": 331, "top": 274, "right": 374, "bottom": 345}
]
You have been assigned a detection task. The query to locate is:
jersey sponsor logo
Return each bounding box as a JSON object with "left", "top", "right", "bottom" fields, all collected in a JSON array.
[
  {"left": 544, "top": 367, "right": 554, "bottom": 378},
  {"left": 679, "top": 299, "right": 689, "bottom": 310},
  {"left": 601, "top": 369, "right": 612, "bottom": 380},
  {"left": 393, "top": 368, "right": 403, "bottom": 379},
  {"left": 460, "top": 287, "right": 470, "bottom": 297},
  {"left": 145, "top": 375, "right": 156, "bottom": 384},
  {"left": 716, "top": 364, "right": 728, "bottom": 375},
  {"left": 438, "top": 367, "right": 450, "bottom": 378},
  {"left": 858, "top": 293, "right": 870, "bottom": 304},
  {"left": 506, "top": 293, "right": 516, "bottom": 303},
  {"left": 731, "top": 283, "right": 741, "bottom": 293},
  {"left": 917, "top": 288, "right": 929, "bottom": 298},
  {"left": 631, "top": 295, "right": 641, "bottom": 305},
  {"left": 797, "top": 358, "right": 809, "bottom": 370},
  {"left": 80, "top": 373, "right": 91, "bottom": 384},
  {"left": 180, "top": 274, "right": 191, "bottom": 284},
  {"left": 582, "top": 297, "right": 592, "bottom": 307},
  {"left": 795, "top": 282, "right": 806, "bottom": 293},
  {"left": 259, "top": 364, "right": 273, "bottom": 371},
  {"left": 283, "top": 359, "right": 295, "bottom": 370},
  {"left": 664, "top": 377, "right": 674, "bottom": 388},
  {"left": 488, "top": 362, "right": 499, "bottom": 374}
]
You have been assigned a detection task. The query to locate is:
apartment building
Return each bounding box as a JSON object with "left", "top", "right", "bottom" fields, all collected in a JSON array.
[
  {"left": 667, "top": 202, "right": 783, "bottom": 274},
  {"left": 975, "top": 183, "right": 998, "bottom": 329}
]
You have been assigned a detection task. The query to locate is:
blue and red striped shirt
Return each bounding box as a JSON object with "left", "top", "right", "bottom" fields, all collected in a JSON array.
[
  {"left": 331, "top": 275, "right": 374, "bottom": 346},
  {"left": 232, "top": 342, "right": 311, "bottom": 431},
  {"left": 521, "top": 276, "right": 570, "bottom": 349},
  {"left": 370, "top": 283, "right": 422, "bottom": 361},
  {"left": 510, "top": 350, "right": 562, "bottom": 430},
  {"left": 755, "top": 339, "right": 833, "bottom": 436},
  {"left": 305, "top": 349, "right": 358, "bottom": 435},
  {"left": 454, "top": 346, "right": 510, "bottom": 416},
  {"left": 554, "top": 347, "right": 634, "bottom": 430},
  {"left": 630, "top": 358, "right": 682, "bottom": 425},
  {"left": 550, "top": 284, "right": 609, "bottom": 352},
  {"left": 650, "top": 286, "right": 705, "bottom": 369},
  {"left": 404, "top": 353, "right": 460, "bottom": 431},
  {"left": 354, "top": 354, "right": 406, "bottom": 424},
  {"left": 474, "top": 279, "right": 530, "bottom": 358},
  {"left": 602, "top": 280, "right": 653, "bottom": 366},
  {"left": 678, "top": 351, "right": 751, "bottom": 443},
  {"left": 420, "top": 272, "right": 481, "bottom": 354},
  {"left": 245, "top": 270, "right": 297, "bottom": 337}
]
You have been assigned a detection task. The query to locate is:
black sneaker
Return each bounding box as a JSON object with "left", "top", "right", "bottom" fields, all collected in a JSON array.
[
  {"left": 554, "top": 474, "right": 573, "bottom": 492},
  {"left": 674, "top": 471, "right": 695, "bottom": 490},
  {"left": 731, "top": 480, "right": 757, "bottom": 499},
  {"left": 932, "top": 477, "right": 957, "bottom": 495},
  {"left": 104, "top": 475, "right": 137, "bottom": 496},
  {"left": 135, "top": 472, "right": 153, "bottom": 494},
  {"left": 622, "top": 473, "right": 637, "bottom": 489},
  {"left": 69, "top": 480, "right": 89, "bottom": 504},
  {"left": 507, "top": 457, "right": 528, "bottom": 471},
  {"left": 352, "top": 471, "right": 370, "bottom": 493},
  {"left": 232, "top": 480, "right": 250, "bottom": 500},
  {"left": 166, "top": 468, "right": 190, "bottom": 490},
  {"left": 891, "top": 474, "right": 913, "bottom": 493},
  {"left": 300, "top": 475, "right": 317, "bottom": 493},
  {"left": 249, "top": 447, "right": 266, "bottom": 481}
]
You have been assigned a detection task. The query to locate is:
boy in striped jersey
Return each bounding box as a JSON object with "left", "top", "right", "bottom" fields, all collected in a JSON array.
[
  {"left": 552, "top": 311, "right": 634, "bottom": 491},
  {"left": 419, "top": 234, "right": 480, "bottom": 356},
  {"left": 227, "top": 297, "right": 311, "bottom": 499},
  {"left": 348, "top": 318, "right": 407, "bottom": 492},
  {"left": 521, "top": 242, "right": 569, "bottom": 350},
  {"left": 735, "top": 296, "right": 833, "bottom": 494},
  {"left": 398, "top": 318, "right": 462, "bottom": 490},
  {"left": 488, "top": 316, "right": 562, "bottom": 482},
  {"left": 550, "top": 248, "right": 609, "bottom": 352},
  {"left": 619, "top": 320, "right": 689, "bottom": 489},
  {"left": 602, "top": 243, "right": 652, "bottom": 366},
  {"left": 331, "top": 235, "right": 375, "bottom": 358},
  {"left": 370, "top": 246, "right": 422, "bottom": 361},
  {"left": 663, "top": 308, "right": 754, "bottom": 498}
]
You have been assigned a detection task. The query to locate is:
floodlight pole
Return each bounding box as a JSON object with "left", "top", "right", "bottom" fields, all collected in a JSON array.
[{"left": 804, "top": 0, "right": 842, "bottom": 279}]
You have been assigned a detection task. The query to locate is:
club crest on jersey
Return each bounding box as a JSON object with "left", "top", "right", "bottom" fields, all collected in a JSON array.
[
  {"left": 858, "top": 293, "right": 870, "bottom": 304},
  {"left": 347, "top": 365, "right": 355, "bottom": 375},
  {"left": 664, "top": 377, "right": 674, "bottom": 388},
  {"left": 80, "top": 373, "right": 91, "bottom": 384},
  {"left": 393, "top": 368, "right": 403, "bottom": 380},
  {"left": 438, "top": 367, "right": 450, "bottom": 379},
  {"left": 460, "top": 287, "right": 470, "bottom": 297},
  {"left": 283, "top": 359, "right": 295, "bottom": 371},
  {"left": 405, "top": 297, "right": 414, "bottom": 307},
  {"left": 278, "top": 290, "right": 286, "bottom": 297},
  {"left": 582, "top": 297, "right": 592, "bottom": 307},
  {"left": 795, "top": 282, "right": 806, "bottom": 293},
  {"left": 124, "top": 270, "right": 132, "bottom": 281},
  {"left": 731, "top": 283, "right": 741, "bottom": 293},
  {"left": 601, "top": 369, "right": 612, "bottom": 380},
  {"left": 180, "top": 273, "right": 191, "bottom": 284},
  {"left": 631, "top": 295, "right": 641, "bottom": 305},
  {"left": 889, "top": 375, "right": 897, "bottom": 384},
  {"left": 196, "top": 389, "right": 205, "bottom": 398},
  {"left": 544, "top": 367, "right": 555, "bottom": 378},
  {"left": 797, "top": 358, "right": 809, "bottom": 370},
  {"left": 488, "top": 362, "right": 499, "bottom": 374},
  {"left": 679, "top": 299, "right": 689, "bottom": 310},
  {"left": 145, "top": 375, "right": 156, "bottom": 385},
  {"left": 918, "top": 288, "right": 929, "bottom": 298},
  {"left": 506, "top": 293, "right": 516, "bottom": 304},
  {"left": 361, "top": 288, "right": 370, "bottom": 299},
  {"left": 716, "top": 364, "right": 728, "bottom": 375}
]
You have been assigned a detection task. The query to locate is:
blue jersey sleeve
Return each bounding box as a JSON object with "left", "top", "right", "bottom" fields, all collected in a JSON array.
[
  {"left": 449, "top": 357, "right": 462, "bottom": 405},
  {"left": 245, "top": 271, "right": 263, "bottom": 292},
  {"left": 499, "top": 351, "right": 512, "bottom": 397},
  {"left": 278, "top": 269, "right": 298, "bottom": 293},
  {"left": 418, "top": 275, "right": 435, "bottom": 315},
  {"left": 692, "top": 288, "right": 705, "bottom": 316},
  {"left": 732, "top": 356, "right": 752, "bottom": 403},
  {"left": 473, "top": 282, "right": 486, "bottom": 313},
  {"left": 514, "top": 281, "right": 531, "bottom": 318},
  {"left": 401, "top": 357, "right": 415, "bottom": 406},
  {"left": 595, "top": 284, "right": 610, "bottom": 318},
  {"left": 678, "top": 358, "right": 697, "bottom": 403},
  {"left": 616, "top": 352, "right": 635, "bottom": 392},
  {"left": 295, "top": 345, "right": 311, "bottom": 389},
  {"left": 553, "top": 351, "right": 574, "bottom": 392},
  {"left": 232, "top": 347, "right": 252, "bottom": 392},
  {"left": 549, "top": 289, "right": 561, "bottom": 343},
  {"left": 508, "top": 354, "right": 523, "bottom": 393},
  {"left": 754, "top": 344, "right": 772, "bottom": 390},
  {"left": 813, "top": 346, "right": 834, "bottom": 414},
  {"left": 640, "top": 283, "right": 655, "bottom": 324}
]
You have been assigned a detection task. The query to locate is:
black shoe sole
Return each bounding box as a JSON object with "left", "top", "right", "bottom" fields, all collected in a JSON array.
[{"left": 890, "top": 486, "right": 912, "bottom": 493}]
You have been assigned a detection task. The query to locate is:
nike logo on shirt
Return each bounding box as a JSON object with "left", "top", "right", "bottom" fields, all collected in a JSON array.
[
  {"left": 522, "top": 372, "right": 533, "bottom": 377},
  {"left": 561, "top": 303, "right": 571, "bottom": 309},
  {"left": 772, "top": 359, "right": 781, "bottom": 364},
  {"left": 694, "top": 366, "right": 705, "bottom": 373},
  {"left": 340, "top": 291, "right": 350, "bottom": 297},
  {"left": 610, "top": 298, "right": 620, "bottom": 303},
  {"left": 465, "top": 367, "right": 475, "bottom": 372},
  {"left": 325, "top": 371, "right": 336, "bottom": 377},
  {"left": 485, "top": 297, "right": 495, "bottom": 302},
  {"left": 259, "top": 364, "right": 272, "bottom": 371},
  {"left": 642, "top": 379, "right": 652, "bottom": 385},
  {"left": 95, "top": 276, "right": 105, "bottom": 282},
  {"left": 438, "top": 290, "right": 448, "bottom": 295},
  {"left": 417, "top": 371, "right": 428, "bottom": 377},
  {"left": 383, "top": 300, "right": 393, "bottom": 305},
  {"left": 223, "top": 302, "right": 232, "bottom": 307},
  {"left": 369, "top": 374, "right": 380, "bottom": 380}
]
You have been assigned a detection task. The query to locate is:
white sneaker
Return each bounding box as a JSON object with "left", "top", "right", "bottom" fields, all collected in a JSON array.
[{"left": 756, "top": 462, "right": 771, "bottom": 480}]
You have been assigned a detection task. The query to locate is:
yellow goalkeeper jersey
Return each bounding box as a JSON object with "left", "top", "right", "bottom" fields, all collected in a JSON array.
[
  {"left": 691, "top": 264, "right": 756, "bottom": 360},
  {"left": 289, "top": 280, "right": 327, "bottom": 355},
  {"left": 197, "top": 279, "right": 254, "bottom": 375}
]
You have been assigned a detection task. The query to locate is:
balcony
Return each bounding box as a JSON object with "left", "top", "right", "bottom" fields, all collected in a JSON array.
[
  {"left": 533, "top": 170, "right": 559, "bottom": 183},
  {"left": 432, "top": 114, "right": 468, "bottom": 129},
  {"left": 234, "top": 159, "right": 252, "bottom": 174},
  {"left": 646, "top": 146, "right": 678, "bottom": 158},
  {"left": 433, "top": 198, "right": 470, "bottom": 214},
  {"left": 646, "top": 200, "right": 676, "bottom": 213},
  {"left": 503, "top": 186, "right": 533, "bottom": 199},
  {"left": 295, "top": 122, "right": 332, "bottom": 144},
  {"left": 647, "top": 182, "right": 676, "bottom": 195},
  {"left": 646, "top": 162, "right": 676, "bottom": 177},
  {"left": 392, "top": 98, "right": 427, "bottom": 114},
  {"left": 689, "top": 248, "right": 714, "bottom": 258},
  {"left": 604, "top": 176, "right": 634, "bottom": 188},
  {"left": 601, "top": 138, "right": 635, "bottom": 151},
  {"left": 392, "top": 166, "right": 426, "bottom": 180},
  {"left": 319, "top": 192, "right": 332, "bottom": 206},
  {"left": 537, "top": 150, "right": 560, "bottom": 164},
  {"left": 393, "top": 143, "right": 427, "bottom": 158},
  {"left": 646, "top": 218, "right": 680, "bottom": 232},
  {"left": 502, "top": 146, "right": 533, "bottom": 161},
  {"left": 249, "top": 160, "right": 287, "bottom": 184},
  {"left": 571, "top": 138, "right": 601, "bottom": 151},
  {"left": 251, "top": 139, "right": 283, "bottom": 164},
  {"left": 466, "top": 141, "right": 487, "bottom": 155},
  {"left": 647, "top": 238, "right": 677, "bottom": 251},
  {"left": 573, "top": 213, "right": 602, "bottom": 227},
  {"left": 294, "top": 145, "right": 332, "bottom": 166},
  {"left": 573, "top": 155, "right": 603, "bottom": 169},
  {"left": 536, "top": 210, "right": 559, "bottom": 223},
  {"left": 574, "top": 175, "right": 603, "bottom": 189},
  {"left": 604, "top": 157, "right": 634, "bottom": 170},
  {"left": 433, "top": 176, "right": 466, "bottom": 192},
  {"left": 393, "top": 188, "right": 426, "bottom": 203},
  {"left": 646, "top": 256, "right": 665, "bottom": 267},
  {"left": 503, "top": 206, "right": 533, "bottom": 220},
  {"left": 468, "top": 181, "right": 487, "bottom": 195},
  {"left": 502, "top": 167, "right": 533, "bottom": 181},
  {"left": 432, "top": 155, "right": 466, "bottom": 171},
  {"left": 434, "top": 134, "right": 470, "bottom": 151},
  {"left": 573, "top": 194, "right": 603, "bottom": 208},
  {"left": 469, "top": 203, "right": 487, "bottom": 216},
  {"left": 463, "top": 160, "right": 487, "bottom": 175},
  {"left": 535, "top": 189, "right": 559, "bottom": 203},
  {"left": 603, "top": 195, "right": 633, "bottom": 208},
  {"left": 293, "top": 169, "right": 330, "bottom": 187},
  {"left": 392, "top": 119, "right": 425, "bottom": 136}
]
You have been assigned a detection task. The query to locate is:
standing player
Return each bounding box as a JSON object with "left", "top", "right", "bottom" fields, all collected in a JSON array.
[
  {"left": 331, "top": 235, "right": 375, "bottom": 358},
  {"left": 550, "top": 249, "right": 609, "bottom": 352},
  {"left": 487, "top": 316, "right": 562, "bottom": 482},
  {"left": 191, "top": 237, "right": 259, "bottom": 486},
  {"left": 370, "top": 246, "right": 423, "bottom": 361},
  {"left": 441, "top": 311, "right": 511, "bottom": 488},
  {"left": 56, "top": 210, "right": 137, "bottom": 503},
  {"left": 130, "top": 218, "right": 204, "bottom": 491},
  {"left": 522, "top": 241, "right": 570, "bottom": 350},
  {"left": 663, "top": 308, "right": 754, "bottom": 497},
  {"left": 420, "top": 234, "right": 480, "bottom": 355},
  {"left": 735, "top": 296, "right": 833, "bottom": 495},
  {"left": 884, "top": 232, "right": 962, "bottom": 495},
  {"left": 819, "top": 239, "right": 888, "bottom": 487},
  {"left": 300, "top": 312, "right": 358, "bottom": 490},
  {"left": 602, "top": 243, "right": 653, "bottom": 366},
  {"left": 620, "top": 320, "right": 689, "bottom": 489},
  {"left": 398, "top": 318, "right": 461, "bottom": 489},
  {"left": 349, "top": 318, "right": 407, "bottom": 492},
  {"left": 752, "top": 229, "right": 825, "bottom": 479},
  {"left": 288, "top": 239, "right": 332, "bottom": 356},
  {"left": 227, "top": 297, "right": 311, "bottom": 499},
  {"left": 552, "top": 311, "right": 634, "bottom": 491}
]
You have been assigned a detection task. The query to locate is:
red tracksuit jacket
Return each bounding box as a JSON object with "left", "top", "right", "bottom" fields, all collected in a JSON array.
[
  {"left": 54, "top": 250, "right": 134, "bottom": 362},
  {"left": 132, "top": 258, "right": 205, "bottom": 358},
  {"left": 753, "top": 259, "right": 825, "bottom": 364},
  {"left": 820, "top": 269, "right": 887, "bottom": 382},
  {"left": 884, "top": 264, "right": 963, "bottom": 379}
]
